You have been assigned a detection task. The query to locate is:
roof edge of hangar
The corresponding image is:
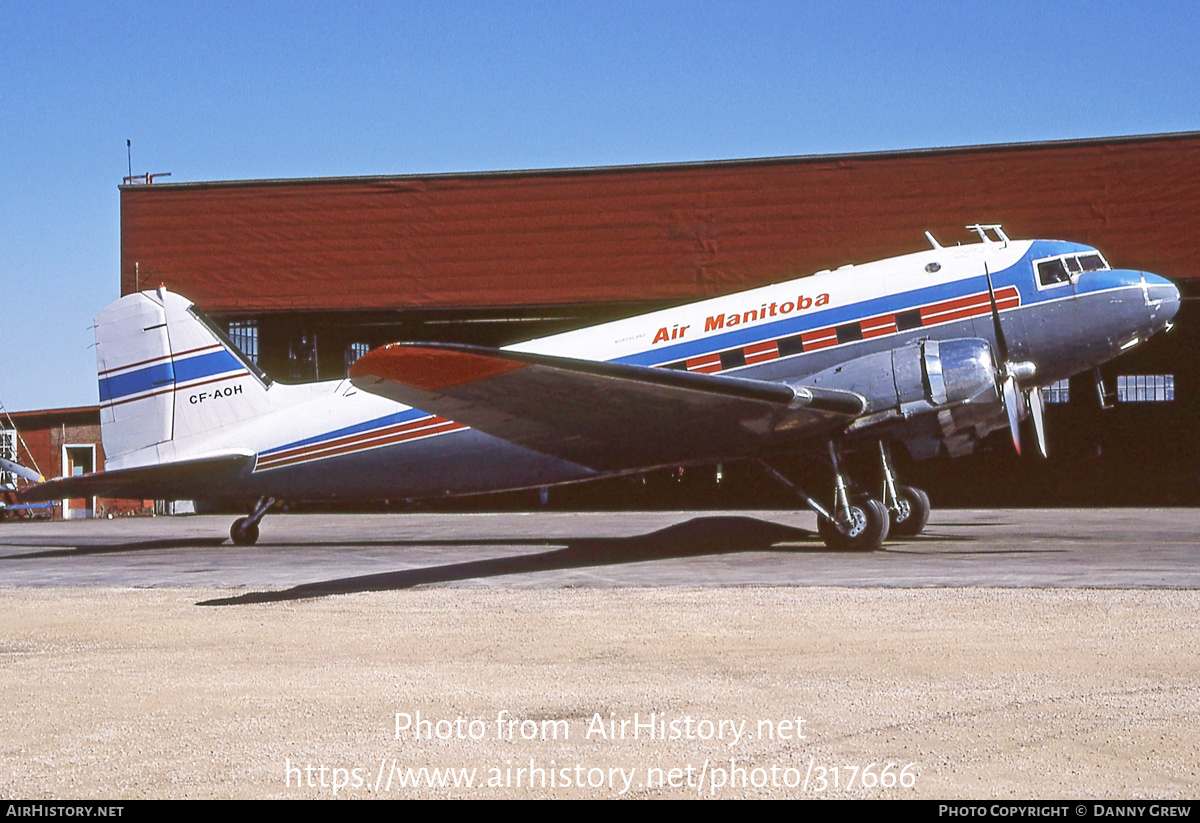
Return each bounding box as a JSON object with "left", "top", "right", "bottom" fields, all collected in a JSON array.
[{"left": 119, "top": 130, "right": 1200, "bottom": 192}]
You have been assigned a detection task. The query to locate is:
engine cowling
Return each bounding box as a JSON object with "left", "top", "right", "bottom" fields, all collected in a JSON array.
[
  {"left": 798, "top": 338, "right": 998, "bottom": 412},
  {"left": 793, "top": 338, "right": 1004, "bottom": 459}
]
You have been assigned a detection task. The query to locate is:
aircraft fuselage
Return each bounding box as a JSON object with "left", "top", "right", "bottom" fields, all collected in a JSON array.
[{"left": 94, "top": 236, "right": 1181, "bottom": 503}]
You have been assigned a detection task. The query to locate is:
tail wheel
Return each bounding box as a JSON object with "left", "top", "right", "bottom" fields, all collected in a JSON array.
[
  {"left": 818, "top": 498, "right": 890, "bottom": 551},
  {"left": 230, "top": 517, "right": 260, "bottom": 546},
  {"left": 889, "top": 486, "right": 930, "bottom": 537}
]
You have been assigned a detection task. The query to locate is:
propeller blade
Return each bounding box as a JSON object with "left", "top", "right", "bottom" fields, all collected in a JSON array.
[
  {"left": 1027, "top": 386, "right": 1047, "bottom": 458},
  {"left": 1001, "top": 374, "right": 1022, "bottom": 456},
  {"left": 983, "top": 262, "right": 1011, "bottom": 365},
  {"left": 0, "top": 456, "right": 44, "bottom": 484}
]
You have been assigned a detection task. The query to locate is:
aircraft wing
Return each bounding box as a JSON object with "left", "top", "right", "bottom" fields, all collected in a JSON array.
[
  {"left": 18, "top": 453, "right": 254, "bottom": 503},
  {"left": 350, "top": 343, "right": 865, "bottom": 472}
]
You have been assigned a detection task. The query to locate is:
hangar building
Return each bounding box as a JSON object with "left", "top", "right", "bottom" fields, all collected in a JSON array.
[{"left": 114, "top": 132, "right": 1200, "bottom": 507}]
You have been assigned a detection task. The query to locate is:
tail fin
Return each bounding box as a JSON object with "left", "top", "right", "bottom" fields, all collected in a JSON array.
[{"left": 95, "top": 287, "right": 273, "bottom": 468}]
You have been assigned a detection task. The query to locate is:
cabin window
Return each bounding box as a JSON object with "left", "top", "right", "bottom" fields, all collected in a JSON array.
[{"left": 1117, "top": 374, "right": 1174, "bottom": 403}]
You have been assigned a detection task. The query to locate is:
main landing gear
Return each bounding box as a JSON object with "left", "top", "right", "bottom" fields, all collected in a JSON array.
[
  {"left": 230, "top": 496, "right": 275, "bottom": 545},
  {"left": 756, "top": 441, "right": 930, "bottom": 551},
  {"left": 878, "top": 442, "right": 930, "bottom": 538}
]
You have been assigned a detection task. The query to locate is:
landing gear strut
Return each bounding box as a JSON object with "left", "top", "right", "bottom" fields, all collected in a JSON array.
[
  {"left": 877, "top": 442, "right": 930, "bottom": 537},
  {"left": 230, "top": 496, "right": 275, "bottom": 546},
  {"left": 755, "top": 446, "right": 889, "bottom": 551}
]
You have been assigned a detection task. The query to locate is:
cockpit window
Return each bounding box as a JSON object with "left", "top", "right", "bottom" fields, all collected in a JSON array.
[
  {"left": 1035, "top": 251, "right": 1110, "bottom": 288},
  {"left": 1037, "top": 258, "right": 1070, "bottom": 286}
]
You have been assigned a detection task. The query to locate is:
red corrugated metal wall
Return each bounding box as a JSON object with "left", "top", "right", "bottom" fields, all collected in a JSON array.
[{"left": 120, "top": 133, "right": 1200, "bottom": 313}]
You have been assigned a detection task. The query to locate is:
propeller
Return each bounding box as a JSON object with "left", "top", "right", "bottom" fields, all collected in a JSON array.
[{"left": 983, "top": 264, "right": 1046, "bottom": 458}]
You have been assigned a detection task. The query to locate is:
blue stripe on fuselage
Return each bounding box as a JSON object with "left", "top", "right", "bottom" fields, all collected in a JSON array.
[
  {"left": 616, "top": 242, "right": 1112, "bottom": 367},
  {"left": 613, "top": 262, "right": 1021, "bottom": 366}
]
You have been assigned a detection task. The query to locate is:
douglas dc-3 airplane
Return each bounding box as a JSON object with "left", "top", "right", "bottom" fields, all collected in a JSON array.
[{"left": 19, "top": 225, "right": 1180, "bottom": 550}]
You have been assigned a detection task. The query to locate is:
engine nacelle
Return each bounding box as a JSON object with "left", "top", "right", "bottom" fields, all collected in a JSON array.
[
  {"left": 797, "top": 338, "right": 999, "bottom": 413},
  {"left": 793, "top": 338, "right": 1004, "bottom": 459}
]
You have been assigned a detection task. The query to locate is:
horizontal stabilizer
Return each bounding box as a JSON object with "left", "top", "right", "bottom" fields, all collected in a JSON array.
[
  {"left": 350, "top": 343, "right": 862, "bottom": 472},
  {"left": 0, "top": 457, "right": 44, "bottom": 484},
  {"left": 18, "top": 453, "right": 253, "bottom": 503}
]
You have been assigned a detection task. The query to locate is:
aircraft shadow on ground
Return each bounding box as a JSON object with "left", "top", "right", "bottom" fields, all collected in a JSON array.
[
  {"left": 0, "top": 537, "right": 230, "bottom": 559},
  {"left": 0, "top": 535, "right": 592, "bottom": 559},
  {"left": 200, "top": 515, "right": 830, "bottom": 606}
]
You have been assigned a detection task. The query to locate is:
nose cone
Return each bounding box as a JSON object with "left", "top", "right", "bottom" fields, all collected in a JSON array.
[{"left": 1143, "top": 272, "right": 1181, "bottom": 331}]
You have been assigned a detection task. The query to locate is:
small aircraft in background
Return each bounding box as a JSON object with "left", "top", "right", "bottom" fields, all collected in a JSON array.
[{"left": 20, "top": 225, "right": 1180, "bottom": 550}]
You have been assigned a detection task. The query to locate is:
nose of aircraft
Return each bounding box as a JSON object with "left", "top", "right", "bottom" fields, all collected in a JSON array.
[{"left": 1142, "top": 271, "right": 1181, "bottom": 332}]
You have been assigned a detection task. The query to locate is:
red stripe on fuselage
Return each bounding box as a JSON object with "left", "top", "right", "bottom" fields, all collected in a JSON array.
[{"left": 256, "top": 417, "right": 466, "bottom": 471}]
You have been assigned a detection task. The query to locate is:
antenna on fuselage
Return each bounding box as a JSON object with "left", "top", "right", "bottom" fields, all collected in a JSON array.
[{"left": 924, "top": 231, "right": 943, "bottom": 250}]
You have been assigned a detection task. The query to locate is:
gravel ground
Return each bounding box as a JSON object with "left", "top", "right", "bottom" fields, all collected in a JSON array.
[{"left": 1, "top": 586, "right": 1196, "bottom": 799}]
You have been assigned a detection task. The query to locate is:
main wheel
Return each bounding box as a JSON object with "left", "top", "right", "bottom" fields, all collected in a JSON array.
[
  {"left": 230, "top": 517, "right": 260, "bottom": 545},
  {"left": 817, "top": 498, "right": 890, "bottom": 551},
  {"left": 889, "top": 486, "right": 930, "bottom": 537}
]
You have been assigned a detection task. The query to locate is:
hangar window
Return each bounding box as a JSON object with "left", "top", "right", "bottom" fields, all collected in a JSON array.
[
  {"left": 227, "top": 320, "right": 259, "bottom": 364},
  {"left": 0, "top": 429, "right": 16, "bottom": 489},
  {"left": 289, "top": 332, "right": 319, "bottom": 381},
  {"left": 191, "top": 309, "right": 271, "bottom": 386},
  {"left": 1117, "top": 374, "right": 1174, "bottom": 402},
  {"left": 1044, "top": 379, "right": 1070, "bottom": 404},
  {"left": 345, "top": 342, "right": 370, "bottom": 374}
]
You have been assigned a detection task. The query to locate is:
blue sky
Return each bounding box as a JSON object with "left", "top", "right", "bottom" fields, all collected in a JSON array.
[{"left": 3, "top": 1, "right": 1199, "bottom": 412}]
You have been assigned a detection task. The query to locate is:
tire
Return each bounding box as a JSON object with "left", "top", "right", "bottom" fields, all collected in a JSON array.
[
  {"left": 230, "top": 517, "right": 260, "bottom": 546},
  {"left": 889, "top": 486, "right": 930, "bottom": 537},
  {"left": 818, "top": 498, "right": 890, "bottom": 551}
]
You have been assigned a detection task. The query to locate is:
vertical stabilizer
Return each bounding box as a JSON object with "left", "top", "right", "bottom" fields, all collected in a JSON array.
[
  {"left": 96, "top": 288, "right": 274, "bottom": 469},
  {"left": 96, "top": 290, "right": 176, "bottom": 461}
]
